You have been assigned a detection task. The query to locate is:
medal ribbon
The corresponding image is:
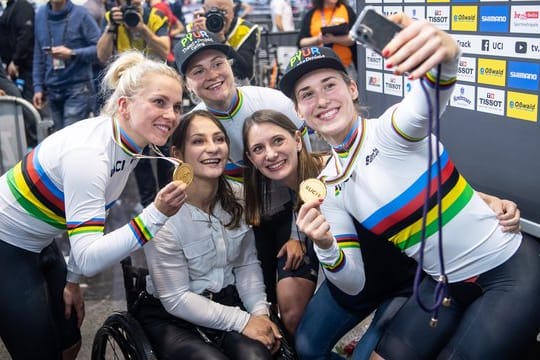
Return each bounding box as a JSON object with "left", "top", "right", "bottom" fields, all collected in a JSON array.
[
  {"left": 320, "top": 117, "right": 365, "bottom": 185},
  {"left": 111, "top": 117, "right": 182, "bottom": 167}
]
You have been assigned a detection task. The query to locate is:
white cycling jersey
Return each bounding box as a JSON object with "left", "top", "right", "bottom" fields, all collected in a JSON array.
[
  {"left": 0, "top": 116, "right": 169, "bottom": 281},
  {"left": 315, "top": 59, "right": 521, "bottom": 295}
]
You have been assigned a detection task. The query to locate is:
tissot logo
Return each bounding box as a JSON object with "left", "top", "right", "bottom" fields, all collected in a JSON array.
[
  {"left": 477, "top": 87, "right": 505, "bottom": 116},
  {"left": 515, "top": 41, "right": 527, "bottom": 54}
]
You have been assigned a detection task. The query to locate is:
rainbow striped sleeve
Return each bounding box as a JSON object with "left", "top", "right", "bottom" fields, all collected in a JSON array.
[
  {"left": 128, "top": 215, "right": 153, "bottom": 246},
  {"left": 320, "top": 234, "right": 360, "bottom": 272},
  {"left": 67, "top": 218, "right": 105, "bottom": 237}
]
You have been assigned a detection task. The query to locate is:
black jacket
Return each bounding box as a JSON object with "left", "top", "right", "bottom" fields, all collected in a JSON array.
[{"left": 0, "top": 0, "right": 35, "bottom": 72}]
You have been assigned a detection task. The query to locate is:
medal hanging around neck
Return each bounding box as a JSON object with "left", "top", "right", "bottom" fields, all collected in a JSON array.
[{"left": 112, "top": 118, "right": 194, "bottom": 186}]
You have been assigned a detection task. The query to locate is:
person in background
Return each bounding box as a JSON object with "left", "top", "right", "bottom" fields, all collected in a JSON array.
[
  {"left": 149, "top": 0, "right": 185, "bottom": 66},
  {"left": 283, "top": 13, "right": 540, "bottom": 359},
  {"left": 0, "top": 0, "right": 37, "bottom": 145},
  {"left": 270, "top": 0, "right": 294, "bottom": 32},
  {"left": 174, "top": 31, "right": 316, "bottom": 337},
  {"left": 171, "top": 0, "right": 186, "bottom": 26},
  {"left": 188, "top": 0, "right": 259, "bottom": 82},
  {"left": 32, "top": 0, "right": 100, "bottom": 131},
  {"left": 0, "top": 51, "right": 187, "bottom": 360},
  {"left": 242, "top": 109, "right": 522, "bottom": 360},
  {"left": 297, "top": 0, "right": 357, "bottom": 80},
  {"left": 97, "top": 0, "right": 170, "bottom": 63},
  {"left": 233, "top": 0, "right": 252, "bottom": 18},
  {"left": 137, "top": 110, "right": 281, "bottom": 359}
]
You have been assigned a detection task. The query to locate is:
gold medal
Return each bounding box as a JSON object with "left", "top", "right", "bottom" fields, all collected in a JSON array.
[
  {"left": 299, "top": 178, "right": 327, "bottom": 202},
  {"left": 173, "top": 163, "right": 194, "bottom": 186}
]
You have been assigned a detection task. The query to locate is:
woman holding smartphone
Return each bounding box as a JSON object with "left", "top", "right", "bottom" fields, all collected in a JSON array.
[{"left": 281, "top": 13, "right": 540, "bottom": 359}]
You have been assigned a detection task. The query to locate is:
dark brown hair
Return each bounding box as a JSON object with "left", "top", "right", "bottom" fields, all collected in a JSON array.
[
  {"left": 171, "top": 110, "right": 243, "bottom": 229},
  {"left": 242, "top": 109, "right": 326, "bottom": 226}
]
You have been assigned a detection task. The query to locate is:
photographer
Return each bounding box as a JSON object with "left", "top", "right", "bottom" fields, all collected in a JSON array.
[
  {"left": 188, "top": 0, "right": 259, "bottom": 82},
  {"left": 96, "top": 0, "right": 170, "bottom": 63}
]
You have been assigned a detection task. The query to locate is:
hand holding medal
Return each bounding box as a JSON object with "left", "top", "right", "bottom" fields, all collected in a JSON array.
[{"left": 299, "top": 178, "right": 327, "bottom": 203}]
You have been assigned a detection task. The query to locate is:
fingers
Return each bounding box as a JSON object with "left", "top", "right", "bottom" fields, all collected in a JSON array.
[
  {"left": 382, "top": 16, "right": 460, "bottom": 79},
  {"left": 153, "top": 180, "right": 188, "bottom": 216}
]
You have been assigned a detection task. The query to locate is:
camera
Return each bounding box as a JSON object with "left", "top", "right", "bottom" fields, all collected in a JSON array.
[
  {"left": 205, "top": 8, "right": 226, "bottom": 33},
  {"left": 121, "top": 0, "right": 140, "bottom": 27}
]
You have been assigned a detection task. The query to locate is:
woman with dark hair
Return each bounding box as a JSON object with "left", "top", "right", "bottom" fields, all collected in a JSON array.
[
  {"left": 242, "top": 109, "right": 522, "bottom": 360},
  {"left": 136, "top": 110, "right": 281, "bottom": 360},
  {"left": 282, "top": 12, "right": 540, "bottom": 359},
  {"left": 297, "top": 0, "right": 357, "bottom": 80}
]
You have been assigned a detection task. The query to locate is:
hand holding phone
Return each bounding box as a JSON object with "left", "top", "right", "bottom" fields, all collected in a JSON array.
[
  {"left": 42, "top": 46, "right": 52, "bottom": 53},
  {"left": 350, "top": 8, "right": 402, "bottom": 55}
]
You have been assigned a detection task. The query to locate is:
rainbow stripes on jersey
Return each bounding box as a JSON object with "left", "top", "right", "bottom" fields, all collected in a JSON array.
[
  {"left": 67, "top": 218, "right": 105, "bottom": 237},
  {"left": 362, "top": 149, "right": 473, "bottom": 251},
  {"left": 224, "top": 162, "right": 244, "bottom": 182},
  {"left": 207, "top": 89, "right": 244, "bottom": 120},
  {"left": 321, "top": 234, "right": 360, "bottom": 272},
  {"left": 129, "top": 216, "right": 152, "bottom": 246},
  {"left": 6, "top": 146, "right": 66, "bottom": 229}
]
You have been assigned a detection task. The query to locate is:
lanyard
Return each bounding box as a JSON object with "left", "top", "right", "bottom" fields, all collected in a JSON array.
[{"left": 47, "top": 13, "right": 70, "bottom": 46}]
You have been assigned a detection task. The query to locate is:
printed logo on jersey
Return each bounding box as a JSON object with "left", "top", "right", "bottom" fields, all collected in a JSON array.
[
  {"left": 450, "top": 84, "right": 475, "bottom": 111},
  {"left": 452, "top": 6, "right": 478, "bottom": 31},
  {"left": 384, "top": 73, "right": 403, "bottom": 97},
  {"left": 477, "top": 58, "right": 506, "bottom": 86},
  {"left": 366, "top": 49, "right": 383, "bottom": 70},
  {"left": 479, "top": 6, "right": 509, "bottom": 32},
  {"left": 366, "top": 71, "right": 383, "bottom": 93},
  {"left": 427, "top": 7, "right": 450, "bottom": 30},
  {"left": 510, "top": 6, "right": 540, "bottom": 33},
  {"left": 507, "top": 91, "right": 538, "bottom": 122},
  {"left": 507, "top": 61, "right": 539, "bottom": 91},
  {"left": 476, "top": 87, "right": 505, "bottom": 116},
  {"left": 457, "top": 56, "right": 476, "bottom": 83}
]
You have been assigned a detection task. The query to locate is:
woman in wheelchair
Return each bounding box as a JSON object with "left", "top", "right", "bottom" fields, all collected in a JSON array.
[{"left": 134, "top": 110, "right": 282, "bottom": 360}]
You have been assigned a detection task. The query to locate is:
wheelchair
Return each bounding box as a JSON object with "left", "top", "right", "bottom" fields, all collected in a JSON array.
[
  {"left": 91, "top": 257, "right": 156, "bottom": 360},
  {"left": 91, "top": 257, "right": 297, "bottom": 360}
]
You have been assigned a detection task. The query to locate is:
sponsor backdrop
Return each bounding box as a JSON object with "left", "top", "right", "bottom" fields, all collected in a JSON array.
[{"left": 357, "top": 1, "right": 540, "bottom": 233}]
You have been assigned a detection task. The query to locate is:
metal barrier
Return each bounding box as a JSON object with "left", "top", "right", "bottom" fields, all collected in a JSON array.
[{"left": 0, "top": 96, "right": 53, "bottom": 173}]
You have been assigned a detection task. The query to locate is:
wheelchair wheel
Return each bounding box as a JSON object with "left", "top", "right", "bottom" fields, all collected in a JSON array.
[{"left": 91, "top": 311, "right": 156, "bottom": 360}]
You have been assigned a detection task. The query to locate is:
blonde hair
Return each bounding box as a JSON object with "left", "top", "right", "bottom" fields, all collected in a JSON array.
[{"left": 101, "top": 51, "right": 182, "bottom": 116}]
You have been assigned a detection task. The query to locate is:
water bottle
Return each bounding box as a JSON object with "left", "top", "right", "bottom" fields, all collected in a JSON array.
[{"left": 15, "top": 78, "right": 25, "bottom": 93}]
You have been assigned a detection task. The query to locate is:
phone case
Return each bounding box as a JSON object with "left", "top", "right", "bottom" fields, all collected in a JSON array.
[{"left": 350, "top": 8, "right": 402, "bottom": 54}]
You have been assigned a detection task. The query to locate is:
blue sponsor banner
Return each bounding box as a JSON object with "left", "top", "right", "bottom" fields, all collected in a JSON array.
[
  {"left": 507, "top": 61, "right": 539, "bottom": 91},
  {"left": 479, "top": 6, "right": 509, "bottom": 32},
  {"left": 452, "top": 0, "right": 475, "bottom": 3}
]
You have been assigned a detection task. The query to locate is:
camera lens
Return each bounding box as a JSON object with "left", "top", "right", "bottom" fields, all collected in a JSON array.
[
  {"left": 123, "top": 7, "right": 140, "bottom": 27},
  {"left": 205, "top": 9, "right": 225, "bottom": 33}
]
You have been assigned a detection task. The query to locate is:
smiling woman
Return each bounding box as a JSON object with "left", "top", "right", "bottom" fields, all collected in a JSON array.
[
  {"left": 0, "top": 50, "right": 188, "bottom": 360},
  {"left": 134, "top": 110, "right": 282, "bottom": 360}
]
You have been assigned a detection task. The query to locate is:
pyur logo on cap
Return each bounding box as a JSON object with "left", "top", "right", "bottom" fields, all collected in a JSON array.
[
  {"left": 174, "top": 31, "right": 232, "bottom": 75},
  {"left": 279, "top": 46, "right": 347, "bottom": 99}
]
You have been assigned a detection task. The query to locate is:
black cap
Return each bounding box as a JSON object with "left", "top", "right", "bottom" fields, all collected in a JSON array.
[
  {"left": 173, "top": 31, "right": 232, "bottom": 75},
  {"left": 279, "top": 47, "right": 347, "bottom": 98}
]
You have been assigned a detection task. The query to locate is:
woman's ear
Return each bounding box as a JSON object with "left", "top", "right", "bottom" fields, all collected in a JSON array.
[
  {"left": 118, "top": 96, "right": 129, "bottom": 118},
  {"left": 295, "top": 131, "right": 302, "bottom": 152},
  {"left": 171, "top": 145, "right": 183, "bottom": 161}
]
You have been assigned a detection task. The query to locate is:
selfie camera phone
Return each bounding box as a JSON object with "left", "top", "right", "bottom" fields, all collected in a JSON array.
[
  {"left": 42, "top": 46, "right": 52, "bottom": 52},
  {"left": 350, "top": 8, "right": 402, "bottom": 55}
]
